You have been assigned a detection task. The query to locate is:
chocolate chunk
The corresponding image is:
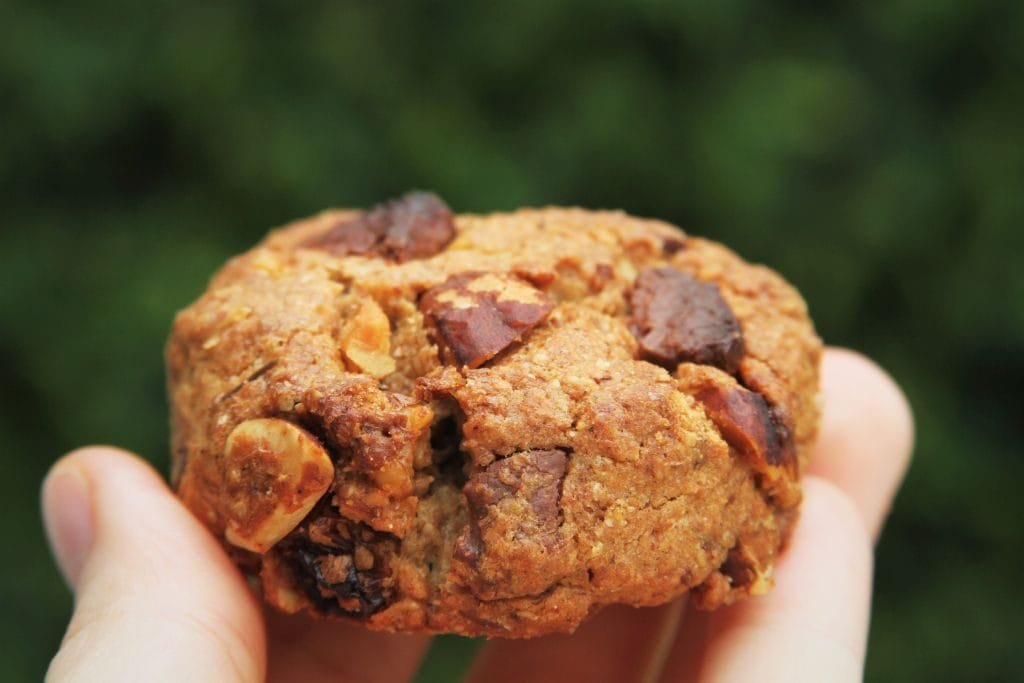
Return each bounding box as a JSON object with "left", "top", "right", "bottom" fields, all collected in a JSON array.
[
  {"left": 304, "top": 191, "right": 455, "bottom": 262},
  {"left": 693, "top": 383, "right": 792, "bottom": 468},
  {"left": 458, "top": 449, "right": 568, "bottom": 572},
  {"left": 662, "top": 236, "right": 686, "bottom": 255},
  {"left": 629, "top": 267, "right": 744, "bottom": 372},
  {"left": 420, "top": 272, "right": 555, "bottom": 368},
  {"left": 721, "top": 543, "right": 758, "bottom": 589},
  {"left": 464, "top": 449, "right": 567, "bottom": 525}
]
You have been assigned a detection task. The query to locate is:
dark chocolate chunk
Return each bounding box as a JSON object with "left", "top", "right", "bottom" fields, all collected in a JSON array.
[
  {"left": 304, "top": 191, "right": 455, "bottom": 262},
  {"left": 693, "top": 383, "right": 792, "bottom": 469},
  {"left": 420, "top": 272, "right": 555, "bottom": 368},
  {"left": 662, "top": 236, "right": 686, "bottom": 255},
  {"left": 464, "top": 449, "right": 567, "bottom": 524},
  {"left": 459, "top": 449, "right": 568, "bottom": 568},
  {"left": 629, "top": 267, "right": 744, "bottom": 372},
  {"left": 720, "top": 543, "right": 758, "bottom": 589}
]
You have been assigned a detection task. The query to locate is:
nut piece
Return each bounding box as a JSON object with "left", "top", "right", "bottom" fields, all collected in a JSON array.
[
  {"left": 222, "top": 418, "right": 335, "bottom": 554},
  {"left": 420, "top": 272, "right": 555, "bottom": 368},
  {"left": 261, "top": 552, "right": 308, "bottom": 614},
  {"left": 340, "top": 299, "right": 396, "bottom": 378},
  {"left": 302, "top": 191, "right": 455, "bottom": 262},
  {"left": 629, "top": 267, "right": 744, "bottom": 372}
]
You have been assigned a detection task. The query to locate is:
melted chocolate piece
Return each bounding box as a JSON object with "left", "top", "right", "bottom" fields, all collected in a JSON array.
[
  {"left": 720, "top": 543, "right": 758, "bottom": 589},
  {"left": 464, "top": 449, "right": 567, "bottom": 523},
  {"left": 305, "top": 191, "right": 455, "bottom": 262},
  {"left": 662, "top": 236, "right": 686, "bottom": 255},
  {"left": 458, "top": 449, "right": 568, "bottom": 566},
  {"left": 629, "top": 267, "right": 744, "bottom": 373},
  {"left": 693, "top": 383, "right": 793, "bottom": 469}
]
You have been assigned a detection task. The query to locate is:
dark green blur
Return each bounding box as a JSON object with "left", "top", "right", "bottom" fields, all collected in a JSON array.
[{"left": 1, "top": 1, "right": 1021, "bottom": 681}]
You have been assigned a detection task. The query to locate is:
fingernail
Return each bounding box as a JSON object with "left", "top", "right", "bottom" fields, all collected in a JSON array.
[{"left": 42, "top": 463, "right": 94, "bottom": 589}]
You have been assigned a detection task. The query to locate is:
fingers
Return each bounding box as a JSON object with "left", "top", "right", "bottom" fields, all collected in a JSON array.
[
  {"left": 660, "top": 477, "right": 873, "bottom": 683},
  {"left": 265, "top": 610, "right": 429, "bottom": 683},
  {"left": 808, "top": 348, "right": 914, "bottom": 539},
  {"left": 466, "top": 601, "right": 685, "bottom": 683},
  {"left": 658, "top": 348, "right": 912, "bottom": 680},
  {"left": 41, "top": 447, "right": 429, "bottom": 683},
  {"left": 43, "top": 447, "right": 265, "bottom": 683}
]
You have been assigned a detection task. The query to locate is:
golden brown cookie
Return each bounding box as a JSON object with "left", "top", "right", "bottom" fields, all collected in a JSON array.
[{"left": 166, "top": 192, "right": 821, "bottom": 637}]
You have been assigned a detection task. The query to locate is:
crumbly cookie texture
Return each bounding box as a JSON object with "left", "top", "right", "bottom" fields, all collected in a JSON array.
[{"left": 166, "top": 192, "right": 822, "bottom": 638}]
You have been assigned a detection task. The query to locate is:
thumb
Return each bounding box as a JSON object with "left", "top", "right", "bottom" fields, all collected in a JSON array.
[{"left": 42, "top": 447, "right": 266, "bottom": 682}]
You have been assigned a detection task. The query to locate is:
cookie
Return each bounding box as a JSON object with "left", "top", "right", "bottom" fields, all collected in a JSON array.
[{"left": 166, "top": 192, "right": 821, "bottom": 637}]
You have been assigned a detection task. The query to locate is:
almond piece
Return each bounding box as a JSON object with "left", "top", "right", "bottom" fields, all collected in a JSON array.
[
  {"left": 260, "top": 552, "right": 307, "bottom": 614},
  {"left": 222, "top": 418, "right": 335, "bottom": 554},
  {"left": 341, "top": 299, "right": 396, "bottom": 378}
]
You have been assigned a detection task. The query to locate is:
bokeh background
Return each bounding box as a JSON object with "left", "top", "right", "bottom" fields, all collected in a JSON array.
[{"left": 2, "top": 1, "right": 1022, "bottom": 681}]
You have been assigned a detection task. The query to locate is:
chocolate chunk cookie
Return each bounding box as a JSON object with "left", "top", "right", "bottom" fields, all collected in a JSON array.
[{"left": 166, "top": 192, "right": 822, "bottom": 637}]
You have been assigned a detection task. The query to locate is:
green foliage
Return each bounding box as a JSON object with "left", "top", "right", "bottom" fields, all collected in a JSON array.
[{"left": 2, "top": 1, "right": 1021, "bottom": 680}]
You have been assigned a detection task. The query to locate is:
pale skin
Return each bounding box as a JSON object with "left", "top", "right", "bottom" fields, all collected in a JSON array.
[{"left": 42, "top": 348, "right": 913, "bottom": 682}]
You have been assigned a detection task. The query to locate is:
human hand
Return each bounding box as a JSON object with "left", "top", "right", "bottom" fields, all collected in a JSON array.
[{"left": 42, "top": 347, "right": 912, "bottom": 682}]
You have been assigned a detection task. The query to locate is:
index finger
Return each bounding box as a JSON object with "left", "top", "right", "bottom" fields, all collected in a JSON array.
[{"left": 807, "top": 348, "right": 914, "bottom": 539}]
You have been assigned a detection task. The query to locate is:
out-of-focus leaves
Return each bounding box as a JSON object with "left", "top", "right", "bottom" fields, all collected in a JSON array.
[{"left": 1, "top": 1, "right": 1021, "bottom": 681}]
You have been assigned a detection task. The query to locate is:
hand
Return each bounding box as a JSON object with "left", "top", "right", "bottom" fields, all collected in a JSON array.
[{"left": 42, "top": 348, "right": 912, "bottom": 682}]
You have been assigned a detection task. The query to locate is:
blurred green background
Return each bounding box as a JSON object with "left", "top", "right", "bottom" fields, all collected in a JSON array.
[{"left": 2, "top": 1, "right": 1022, "bottom": 681}]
